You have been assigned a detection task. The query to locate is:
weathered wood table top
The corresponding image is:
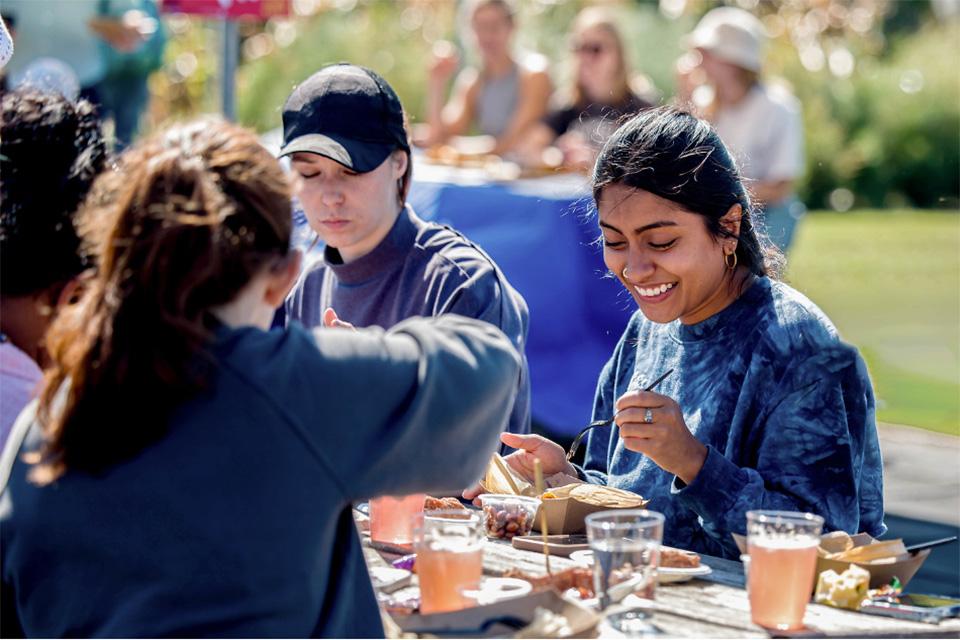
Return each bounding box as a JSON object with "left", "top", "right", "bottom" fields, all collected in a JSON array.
[{"left": 363, "top": 531, "right": 960, "bottom": 638}]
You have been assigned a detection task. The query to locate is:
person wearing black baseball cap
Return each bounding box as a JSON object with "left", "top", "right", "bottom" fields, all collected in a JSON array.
[{"left": 280, "top": 63, "right": 532, "bottom": 441}]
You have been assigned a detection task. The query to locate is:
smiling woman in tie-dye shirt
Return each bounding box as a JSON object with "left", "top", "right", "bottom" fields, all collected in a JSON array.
[{"left": 466, "top": 107, "right": 885, "bottom": 559}]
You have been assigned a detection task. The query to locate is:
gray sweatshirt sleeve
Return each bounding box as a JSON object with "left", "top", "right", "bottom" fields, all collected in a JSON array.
[{"left": 280, "top": 314, "right": 520, "bottom": 500}]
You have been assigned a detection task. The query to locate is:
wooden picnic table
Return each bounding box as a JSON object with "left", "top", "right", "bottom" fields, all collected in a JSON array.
[{"left": 362, "top": 532, "right": 960, "bottom": 638}]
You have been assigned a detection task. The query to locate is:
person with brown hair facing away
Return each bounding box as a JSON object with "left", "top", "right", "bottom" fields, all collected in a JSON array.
[
  {"left": 0, "top": 119, "right": 520, "bottom": 637},
  {"left": 519, "top": 6, "right": 653, "bottom": 171},
  {"left": 416, "top": 0, "right": 551, "bottom": 155}
]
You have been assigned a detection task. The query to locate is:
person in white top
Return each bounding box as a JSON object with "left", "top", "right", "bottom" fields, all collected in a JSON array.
[{"left": 677, "top": 7, "right": 805, "bottom": 252}]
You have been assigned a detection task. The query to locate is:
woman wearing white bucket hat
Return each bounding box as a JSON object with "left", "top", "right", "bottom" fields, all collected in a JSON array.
[{"left": 678, "top": 7, "right": 806, "bottom": 253}]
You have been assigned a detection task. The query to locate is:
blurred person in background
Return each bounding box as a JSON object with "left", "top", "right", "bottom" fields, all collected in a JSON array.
[
  {"left": 94, "top": 0, "right": 166, "bottom": 150},
  {"left": 0, "top": 88, "right": 108, "bottom": 448},
  {"left": 2, "top": 0, "right": 106, "bottom": 107},
  {"left": 280, "top": 63, "right": 532, "bottom": 442},
  {"left": 3, "top": 0, "right": 164, "bottom": 150},
  {"left": 414, "top": 0, "right": 551, "bottom": 156},
  {"left": 519, "top": 6, "right": 654, "bottom": 171},
  {"left": 676, "top": 6, "right": 805, "bottom": 252},
  {"left": 1, "top": 118, "right": 520, "bottom": 638}
]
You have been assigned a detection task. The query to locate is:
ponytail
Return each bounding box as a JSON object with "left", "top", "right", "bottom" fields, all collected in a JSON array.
[{"left": 30, "top": 119, "right": 293, "bottom": 483}]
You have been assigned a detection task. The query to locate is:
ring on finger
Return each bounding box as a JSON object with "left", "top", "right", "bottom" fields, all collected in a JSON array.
[{"left": 644, "top": 408, "right": 654, "bottom": 424}]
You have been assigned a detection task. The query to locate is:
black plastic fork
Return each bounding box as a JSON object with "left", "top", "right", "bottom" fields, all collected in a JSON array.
[{"left": 565, "top": 368, "right": 674, "bottom": 461}]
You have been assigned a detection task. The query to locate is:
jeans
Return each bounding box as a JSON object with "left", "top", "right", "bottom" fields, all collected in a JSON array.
[
  {"left": 98, "top": 75, "right": 150, "bottom": 151},
  {"left": 758, "top": 197, "right": 806, "bottom": 253}
]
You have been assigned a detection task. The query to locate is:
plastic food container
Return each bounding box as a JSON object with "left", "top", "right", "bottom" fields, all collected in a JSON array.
[{"left": 478, "top": 494, "right": 541, "bottom": 540}]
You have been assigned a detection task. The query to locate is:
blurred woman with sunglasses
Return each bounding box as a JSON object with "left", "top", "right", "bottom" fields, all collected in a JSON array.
[
  {"left": 0, "top": 119, "right": 520, "bottom": 637},
  {"left": 520, "top": 7, "right": 653, "bottom": 171}
]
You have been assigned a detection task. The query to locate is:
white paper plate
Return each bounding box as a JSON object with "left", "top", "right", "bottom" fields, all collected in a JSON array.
[
  {"left": 566, "top": 550, "right": 713, "bottom": 584},
  {"left": 657, "top": 564, "right": 713, "bottom": 583},
  {"left": 461, "top": 576, "right": 533, "bottom": 605}
]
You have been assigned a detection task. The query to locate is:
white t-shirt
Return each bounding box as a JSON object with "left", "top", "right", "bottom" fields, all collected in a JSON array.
[{"left": 713, "top": 83, "right": 804, "bottom": 183}]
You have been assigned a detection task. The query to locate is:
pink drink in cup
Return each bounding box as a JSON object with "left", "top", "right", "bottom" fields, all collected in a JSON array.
[
  {"left": 369, "top": 494, "right": 425, "bottom": 546},
  {"left": 413, "top": 510, "right": 484, "bottom": 614},
  {"left": 416, "top": 546, "right": 483, "bottom": 613},
  {"left": 746, "top": 510, "right": 824, "bottom": 631}
]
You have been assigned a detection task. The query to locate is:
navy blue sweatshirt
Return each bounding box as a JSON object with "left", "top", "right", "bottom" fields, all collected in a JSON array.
[
  {"left": 285, "top": 205, "right": 531, "bottom": 438},
  {"left": 1, "top": 316, "right": 519, "bottom": 637}
]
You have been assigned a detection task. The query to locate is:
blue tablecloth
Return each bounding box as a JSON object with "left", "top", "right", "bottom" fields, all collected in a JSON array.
[{"left": 406, "top": 165, "right": 635, "bottom": 436}]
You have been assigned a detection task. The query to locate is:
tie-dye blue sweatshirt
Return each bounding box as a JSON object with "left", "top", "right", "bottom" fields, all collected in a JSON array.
[{"left": 580, "top": 277, "right": 885, "bottom": 559}]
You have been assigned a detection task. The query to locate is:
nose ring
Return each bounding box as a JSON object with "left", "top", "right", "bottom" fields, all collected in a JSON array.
[{"left": 622, "top": 267, "right": 630, "bottom": 280}]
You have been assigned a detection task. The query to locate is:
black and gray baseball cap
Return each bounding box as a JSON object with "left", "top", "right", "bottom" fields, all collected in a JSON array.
[{"left": 279, "top": 63, "right": 410, "bottom": 172}]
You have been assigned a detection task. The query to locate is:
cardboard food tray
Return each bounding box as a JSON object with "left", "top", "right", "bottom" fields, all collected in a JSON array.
[
  {"left": 391, "top": 588, "right": 599, "bottom": 638},
  {"left": 533, "top": 497, "right": 614, "bottom": 535},
  {"left": 511, "top": 535, "right": 590, "bottom": 557},
  {"left": 733, "top": 532, "right": 930, "bottom": 590},
  {"left": 532, "top": 484, "right": 649, "bottom": 535},
  {"left": 482, "top": 455, "right": 647, "bottom": 535}
]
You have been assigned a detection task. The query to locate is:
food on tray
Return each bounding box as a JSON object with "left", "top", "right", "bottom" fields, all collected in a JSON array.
[
  {"left": 483, "top": 454, "right": 537, "bottom": 496},
  {"left": 423, "top": 144, "right": 497, "bottom": 168},
  {"left": 660, "top": 547, "right": 701, "bottom": 569},
  {"left": 565, "top": 484, "right": 647, "bottom": 508},
  {"left": 818, "top": 530, "right": 855, "bottom": 556},
  {"left": 515, "top": 607, "right": 575, "bottom": 639},
  {"left": 821, "top": 536, "right": 908, "bottom": 563},
  {"left": 815, "top": 565, "right": 870, "bottom": 611},
  {"left": 478, "top": 494, "right": 539, "bottom": 539},
  {"left": 866, "top": 578, "right": 903, "bottom": 601},
  {"left": 480, "top": 455, "right": 646, "bottom": 507},
  {"left": 503, "top": 567, "right": 595, "bottom": 599},
  {"left": 376, "top": 590, "right": 420, "bottom": 616},
  {"left": 485, "top": 507, "right": 530, "bottom": 538},
  {"left": 423, "top": 496, "right": 467, "bottom": 512}
]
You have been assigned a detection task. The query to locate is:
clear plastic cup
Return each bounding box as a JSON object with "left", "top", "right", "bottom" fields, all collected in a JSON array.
[
  {"left": 746, "top": 510, "right": 824, "bottom": 631},
  {"left": 413, "top": 510, "right": 484, "bottom": 614},
  {"left": 369, "top": 493, "right": 425, "bottom": 546},
  {"left": 586, "top": 509, "right": 665, "bottom": 636}
]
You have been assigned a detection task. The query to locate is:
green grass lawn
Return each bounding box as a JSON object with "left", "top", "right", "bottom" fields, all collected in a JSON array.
[{"left": 786, "top": 210, "right": 960, "bottom": 435}]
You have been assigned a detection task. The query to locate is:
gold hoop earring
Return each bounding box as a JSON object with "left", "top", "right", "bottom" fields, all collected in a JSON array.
[{"left": 725, "top": 252, "right": 738, "bottom": 270}]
